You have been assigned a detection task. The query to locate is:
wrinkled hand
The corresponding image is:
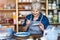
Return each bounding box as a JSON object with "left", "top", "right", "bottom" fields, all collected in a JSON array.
[
  {"left": 23, "top": 19, "right": 31, "bottom": 31},
  {"left": 39, "top": 23, "right": 44, "bottom": 31},
  {"left": 26, "top": 19, "right": 31, "bottom": 25}
]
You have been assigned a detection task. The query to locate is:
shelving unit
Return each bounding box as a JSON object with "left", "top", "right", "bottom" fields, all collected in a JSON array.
[
  {"left": 50, "top": 23, "right": 60, "bottom": 25},
  {"left": 0, "top": 0, "right": 16, "bottom": 31},
  {"left": 48, "top": 0, "right": 60, "bottom": 24},
  {"left": 0, "top": 0, "right": 60, "bottom": 32}
]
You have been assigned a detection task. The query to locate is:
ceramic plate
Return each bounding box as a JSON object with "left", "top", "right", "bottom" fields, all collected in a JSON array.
[{"left": 14, "top": 32, "right": 30, "bottom": 37}]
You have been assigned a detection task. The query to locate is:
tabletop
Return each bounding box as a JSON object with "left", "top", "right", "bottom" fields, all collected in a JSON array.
[{"left": 12, "top": 34, "right": 43, "bottom": 40}]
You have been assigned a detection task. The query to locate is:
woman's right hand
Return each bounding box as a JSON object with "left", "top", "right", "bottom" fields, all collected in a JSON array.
[
  {"left": 23, "top": 19, "right": 31, "bottom": 32},
  {"left": 26, "top": 19, "right": 31, "bottom": 25}
]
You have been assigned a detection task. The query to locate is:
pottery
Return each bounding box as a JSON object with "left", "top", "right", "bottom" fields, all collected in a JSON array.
[{"left": 19, "top": 11, "right": 31, "bottom": 16}]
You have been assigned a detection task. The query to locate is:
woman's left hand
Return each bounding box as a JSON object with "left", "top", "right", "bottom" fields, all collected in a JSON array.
[{"left": 39, "top": 23, "right": 44, "bottom": 31}]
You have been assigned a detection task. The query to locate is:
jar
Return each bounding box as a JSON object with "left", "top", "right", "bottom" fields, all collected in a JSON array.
[
  {"left": 53, "top": 15, "right": 58, "bottom": 23},
  {"left": 48, "top": 3, "right": 52, "bottom": 9},
  {"left": 48, "top": 12, "right": 53, "bottom": 23},
  {"left": 52, "top": 1, "right": 56, "bottom": 9}
]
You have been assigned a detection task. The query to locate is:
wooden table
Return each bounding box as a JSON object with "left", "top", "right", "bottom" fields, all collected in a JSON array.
[
  {"left": 13, "top": 34, "right": 42, "bottom": 40},
  {"left": 12, "top": 34, "right": 60, "bottom": 40}
]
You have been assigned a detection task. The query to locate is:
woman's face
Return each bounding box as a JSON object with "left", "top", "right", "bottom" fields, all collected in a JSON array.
[{"left": 32, "top": 8, "right": 40, "bottom": 17}]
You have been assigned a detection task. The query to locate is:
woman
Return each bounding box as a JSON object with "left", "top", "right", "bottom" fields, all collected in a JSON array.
[{"left": 23, "top": 2, "right": 49, "bottom": 34}]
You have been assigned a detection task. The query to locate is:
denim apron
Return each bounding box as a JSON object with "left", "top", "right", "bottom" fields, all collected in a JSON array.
[{"left": 28, "top": 15, "right": 43, "bottom": 34}]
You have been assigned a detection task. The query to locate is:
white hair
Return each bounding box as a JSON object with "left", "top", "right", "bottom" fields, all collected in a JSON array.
[{"left": 31, "top": 2, "right": 41, "bottom": 10}]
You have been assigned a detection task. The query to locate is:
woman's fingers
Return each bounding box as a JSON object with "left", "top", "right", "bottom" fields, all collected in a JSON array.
[
  {"left": 39, "top": 23, "right": 43, "bottom": 26},
  {"left": 26, "top": 19, "right": 31, "bottom": 25},
  {"left": 39, "top": 23, "right": 44, "bottom": 31}
]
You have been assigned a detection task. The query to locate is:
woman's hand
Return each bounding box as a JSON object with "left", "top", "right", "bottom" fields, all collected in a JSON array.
[
  {"left": 39, "top": 23, "right": 44, "bottom": 31},
  {"left": 23, "top": 19, "right": 31, "bottom": 31},
  {"left": 26, "top": 19, "right": 31, "bottom": 25}
]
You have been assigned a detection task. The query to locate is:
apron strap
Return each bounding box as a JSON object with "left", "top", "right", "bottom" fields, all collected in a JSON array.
[
  {"left": 40, "top": 15, "right": 43, "bottom": 23},
  {"left": 30, "top": 15, "right": 32, "bottom": 21},
  {"left": 26, "top": 15, "right": 32, "bottom": 21}
]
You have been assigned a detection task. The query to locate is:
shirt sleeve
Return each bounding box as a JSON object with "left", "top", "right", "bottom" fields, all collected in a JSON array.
[
  {"left": 22, "top": 14, "right": 31, "bottom": 26},
  {"left": 42, "top": 16, "right": 49, "bottom": 29}
]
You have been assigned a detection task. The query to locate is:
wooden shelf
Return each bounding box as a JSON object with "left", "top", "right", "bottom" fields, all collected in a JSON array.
[
  {"left": 18, "top": 2, "right": 32, "bottom": 4},
  {"left": 18, "top": 9, "right": 31, "bottom": 11},
  {"left": 18, "top": 16, "right": 25, "bottom": 19},
  {"left": 50, "top": 23, "right": 60, "bottom": 25},
  {"left": 57, "top": 9, "right": 60, "bottom": 10},
  {"left": 18, "top": 1, "right": 46, "bottom": 4},
  {"left": 19, "top": 24, "right": 22, "bottom": 26},
  {"left": 2, "top": 24, "right": 15, "bottom": 26},
  {"left": 40, "top": 1, "right": 46, "bottom": 3},
  {"left": 0, "top": 9, "right": 16, "bottom": 11},
  {"left": 48, "top": 9, "right": 60, "bottom": 10},
  {"left": 0, "top": 22, "right": 15, "bottom": 26},
  {"left": 18, "top": 9, "right": 46, "bottom": 11},
  {"left": 0, "top": 23, "right": 15, "bottom": 26},
  {"left": 48, "top": 1, "right": 52, "bottom": 3}
]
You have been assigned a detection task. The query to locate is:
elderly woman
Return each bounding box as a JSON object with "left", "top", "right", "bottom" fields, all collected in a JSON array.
[{"left": 23, "top": 2, "right": 49, "bottom": 34}]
